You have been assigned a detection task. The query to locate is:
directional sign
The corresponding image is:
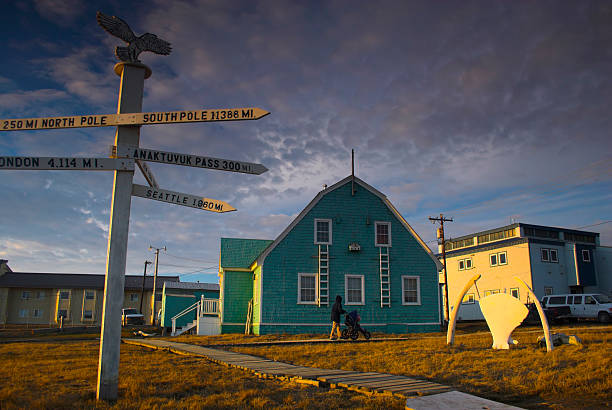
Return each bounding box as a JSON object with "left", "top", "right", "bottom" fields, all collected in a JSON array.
[
  {"left": 131, "top": 184, "right": 236, "bottom": 213},
  {"left": 114, "top": 145, "right": 268, "bottom": 175},
  {"left": 0, "top": 108, "right": 269, "bottom": 131},
  {"left": 136, "top": 160, "right": 159, "bottom": 188},
  {"left": 0, "top": 156, "right": 134, "bottom": 171}
]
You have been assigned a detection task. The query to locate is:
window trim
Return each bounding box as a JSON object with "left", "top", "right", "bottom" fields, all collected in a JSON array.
[
  {"left": 32, "top": 308, "right": 42, "bottom": 318},
  {"left": 510, "top": 287, "right": 520, "bottom": 299},
  {"left": 550, "top": 249, "right": 558, "bottom": 263},
  {"left": 314, "top": 218, "right": 332, "bottom": 245},
  {"left": 544, "top": 286, "right": 554, "bottom": 296},
  {"left": 582, "top": 249, "right": 591, "bottom": 262},
  {"left": 345, "top": 274, "right": 365, "bottom": 305},
  {"left": 401, "top": 275, "right": 421, "bottom": 305},
  {"left": 297, "top": 272, "right": 318, "bottom": 305},
  {"left": 498, "top": 251, "right": 507, "bottom": 265},
  {"left": 21, "top": 291, "right": 32, "bottom": 300},
  {"left": 129, "top": 293, "right": 139, "bottom": 302},
  {"left": 490, "top": 253, "right": 498, "bottom": 267},
  {"left": 541, "top": 248, "right": 550, "bottom": 262},
  {"left": 458, "top": 260, "right": 465, "bottom": 271},
  {"left": 374, "top": 221, "right": 392, "bottom": 247},
  {"left": 82, "top": 310, "right": 94, "bottom": 320},
  {"left": 465, "top": 258, "right": 472, "bottom": 269}
]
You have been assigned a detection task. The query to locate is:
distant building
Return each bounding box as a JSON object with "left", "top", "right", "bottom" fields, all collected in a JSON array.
[
  {"left": 159, "top": 281, "right": 220, "bottom": 335},
  {"left": 439, "top": 223, "right": 611, "bottom": 320},
  {"left": 219, "top": 176, "right": 443, "bottom": 335},
  {"left": 0, "top": 270, "right": 179, "bottom": 326}
]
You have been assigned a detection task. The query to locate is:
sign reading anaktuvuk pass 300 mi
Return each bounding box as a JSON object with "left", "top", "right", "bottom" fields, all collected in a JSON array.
[{"left": 0, "top": 108, "right": 269, "bottom": 131}]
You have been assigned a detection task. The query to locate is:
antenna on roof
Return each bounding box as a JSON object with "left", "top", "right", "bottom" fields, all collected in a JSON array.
[{"left": 351, "top": 149, "right": 355, "bottom": 196}]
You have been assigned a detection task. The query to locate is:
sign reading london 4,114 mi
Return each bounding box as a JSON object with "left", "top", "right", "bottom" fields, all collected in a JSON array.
[
  {"left": 114, "top": 145, "right": 268, "bottom": 175},
  {"left": 0, "top": 107, "right": 269, "bottom": 131},
  {"left": 0, "top": 156, "right": 134, "bottom": 171},
  {"left": 131, "top": 184, "right": 236, "bottom": 213}
]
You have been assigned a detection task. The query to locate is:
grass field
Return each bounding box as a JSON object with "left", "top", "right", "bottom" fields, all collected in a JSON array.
[{"left": 0, "top": 323, "right": 610, "bottom": 409}]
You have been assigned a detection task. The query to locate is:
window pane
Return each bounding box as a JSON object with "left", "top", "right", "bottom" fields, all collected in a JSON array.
[
  {"left": 499, "top": 253, "right": 507, "bottom": 264},
  {"left": 376, "top": 223, "right": 389, "bottom": 245},
  {"left": 60, "top": 291, "right": 70, "bottom": 299},
  {"left": 550, "top": 249, "right": 558, "bottom": 262},
  {"left": 403, "top": 277, "right": 418, "bottom": 303},
  {"left": 347, "top": 277, "right": 362, "bottom": 303},
  {"left": 300, "top": 275, "right": 316, "bottom": 302},
  {"left": 465, "top": 259, "right": 472, "bottom": 269},
  {"left": 490, "top": 254, "right": 497, "bottom": 265},
  {"left": 316, "top": 221, "right": 329, "bottom": 243},
  {"left": 541, "top": 249, "right": 549, "bottom": 261},
  {"left": 458, "top": 260, "right": 464, "bottom": 270}
]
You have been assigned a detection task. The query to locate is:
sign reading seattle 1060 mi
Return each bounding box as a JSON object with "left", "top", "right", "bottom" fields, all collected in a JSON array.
[
  {"left": 131, "top": 184, "right": 236, "bottom": 213},
  {"left": 0, "top": 107, "right": 269, "bottom": 131}
]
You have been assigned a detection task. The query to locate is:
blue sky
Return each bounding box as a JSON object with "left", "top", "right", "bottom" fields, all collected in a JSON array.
[{"left": 1, "top": 0, "right": 611, "bottom": 284}]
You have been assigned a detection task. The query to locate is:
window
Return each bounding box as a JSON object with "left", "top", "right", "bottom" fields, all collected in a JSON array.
[
  {"left": 32, "top": 309, "right": 42, "bottom": 318},
  {"left": 83, "top": 310, "right": 93, "bottom": 320},
  {"left": 345, "top": 275, "right": 364, "bottom": 305},
  {"left": 584, "top": 295, "right": 596, "bottom": 305},
  {"left": 549, "top": 296, "right": 566, "bottom": 304},
  {"left": 541, "top": 248, "right": 549, "bottom": 262},
  {"left": 59, "top": 291, "right": 70, "bottom": 300},
  {"left": 130, "top": 293, "right": 138, "bottom": 302},
  {"left": 36, "top": 291, "right": 45, "bottom": 299},
  {"left": 458, "top": 258, "right": 472, "bottom": 270},
  {"left": 462, "top": 293, "right": 475, "bottom": 304},
  {"left": 573, "top": 295, "right": 582, "bottom": 304},
  {"left": 297, "top": 273, "right": 317, "bottom": 304},
  {"left": 582, "top": 249, "right": 591, "bottom": 262},
  {"left": 544, "top": 287, "right": 553, "bottom": 295},
  {"left": 541, "top": 248, "right": 558, "bottom": 263},
  {"left": 57, "top": 309, "right": 68, "bottom": 319},
  {"left": 314, "top": 219, "right": 332, "bottom": 244},
  {"left": 550, "top": 249, "right": 558, "bottom": 262},
  {"left": 510, "top": 288, "right": 519, "bottom": 299},
  {"left": 483, "top": 289, "right": 500, "bottom": 297},
  {"left": 375, "top": 222, "right": 391, "bottom": 246},
  {"left": 490, "top": 252, "right": 507, "bottom": 266},
  {"left": 19, "top": 309, "right": 28, "bottom": 318},
  {"left": 21, "top": 291, "right": 32, "bottom": 300},
  {"left": 401, "top": 276, "right": 420, "bottom": 305}
]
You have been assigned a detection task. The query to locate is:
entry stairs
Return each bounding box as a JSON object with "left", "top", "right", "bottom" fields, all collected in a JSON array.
[{"left": 171, "top": 296, "right": 219, "bottom": 336}]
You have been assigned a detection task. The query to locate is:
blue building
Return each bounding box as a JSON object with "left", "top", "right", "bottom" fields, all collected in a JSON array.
[{"left": 219, "top": 176, "right": 442, "bottom": 335}]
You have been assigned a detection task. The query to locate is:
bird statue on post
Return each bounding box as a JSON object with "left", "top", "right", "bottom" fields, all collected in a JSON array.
[{"left": 96, "top": 11, "right": 172, "bottom": 63}]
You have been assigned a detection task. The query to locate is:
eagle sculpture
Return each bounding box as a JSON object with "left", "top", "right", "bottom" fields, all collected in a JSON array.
[{"left": 96, "top": 11, "right": 172, "bottom": 63}]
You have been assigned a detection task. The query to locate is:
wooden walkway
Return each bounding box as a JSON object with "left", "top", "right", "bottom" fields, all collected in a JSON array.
[{"left": 123, "top": 338, "right": 452, "bottom": 398}]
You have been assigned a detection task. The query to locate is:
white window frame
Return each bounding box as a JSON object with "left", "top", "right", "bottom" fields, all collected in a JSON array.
[
  {"left": 510, "top": 288, "right": 520, "bottom": 299},
  {"left": 498, "top": 251, "right": 507, "bottom": 265},
  {"left": 59, "top": 290, "right": 71, "bottom": 300},
  {"left": 541, "top": 248, "right": 550, "bottom": 262},
  {"left": 297, "top": 273, "right": 318, "bottom": 305},
  {"left": 550, "top": 249, "right": 558, "bottom": 263},
  {"left": 85, "top": 290, "right": 95, "bottom": 300},
  {"left": 401, "top": 275, "right": 421, "bottom": 305},
  {"left": 544, "top": 286, "right": 553, "bottom": 296},
  {"left": 582, "top": 249, "right": 591, "bottom": 262},
  {"left": 462, "top": 293, "right": 475, "bottom": 304},
  {"left": 374, "top": 221, "right": 392, "bottom": 247},
  {"left": 314, "top": 218, "right": 332, "bottom": 245},
  {"left": 345, "top": 274, "right": 365, "bottom": 305},
  {"left": 465, "top": 258, "right": 473, "bottom": 269},
  {"left": 458, "top": 260, "right": 465, "bottom": 271},
  {"left": 490, "top": 253, "right": 498, "bottom": 267}
]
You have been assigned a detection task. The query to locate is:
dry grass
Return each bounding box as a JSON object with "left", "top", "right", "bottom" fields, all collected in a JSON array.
[
  {"left": 0, "top": 338, "right": 404, "bottom": 409},
  {"left": 222, "top": 324, "right": 612, "bottom": 409}
]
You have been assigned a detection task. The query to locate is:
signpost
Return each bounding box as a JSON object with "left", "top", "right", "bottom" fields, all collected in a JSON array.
[
  {"left": 0, "top": 12, "right": 269, "bottom": 402},
  {"left": 132, "top": 184, "right": 236, "bottom": 213},
  {"left": 0, "top": 156, "right": 133, "bottom": 171},
  {"left": 0, "top": 108, "right": 269, "bottom": 131},
  {"left": 114, "top": 145, "right": 268, "bottom": 175}
]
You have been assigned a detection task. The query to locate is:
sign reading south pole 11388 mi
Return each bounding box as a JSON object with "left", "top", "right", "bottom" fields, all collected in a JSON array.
[{"left": 0, "top": 107, "right": 269, "bottom": 131}]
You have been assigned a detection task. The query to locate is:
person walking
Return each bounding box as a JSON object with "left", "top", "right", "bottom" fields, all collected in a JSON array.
[{"left": 330, "top": 295, "right": 346, "bottom": 340}]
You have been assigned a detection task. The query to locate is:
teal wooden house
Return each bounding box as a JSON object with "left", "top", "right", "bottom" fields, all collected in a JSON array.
[{"left": 219, "top": 176, "right": 442, "bottom": 335}]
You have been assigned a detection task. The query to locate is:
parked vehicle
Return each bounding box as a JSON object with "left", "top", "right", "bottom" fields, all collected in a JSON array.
[
  {"left": 523, "top": 303, "right": 571, "bottom": 325},
  {"left": 541, "top": 293, "right": 612, "bottom": 323},
  {"left": 121, "top": 308, "right": 145, "bottom": 326}
]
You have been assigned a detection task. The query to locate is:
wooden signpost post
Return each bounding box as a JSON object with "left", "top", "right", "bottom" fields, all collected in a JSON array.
[{"left": 0, "top": 11, "right": 269, "bottom": 402}]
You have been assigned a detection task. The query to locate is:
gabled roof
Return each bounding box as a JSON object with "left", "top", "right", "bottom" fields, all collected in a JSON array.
[
  {"left": 256, "top": 175, "right": 443, "bottom": 270},
  {"left": 0, "top": 272, "right": 180, "bottom": 290},
  {"left": 220, "top": 238, "right": 273, "bottom": 269}
]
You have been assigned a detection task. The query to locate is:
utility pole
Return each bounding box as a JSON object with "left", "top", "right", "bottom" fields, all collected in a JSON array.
[
  {"left": 429, "top": 213, "right": 453, "bottom": 326},
  {"left": 149, "top": 245, "right": 165, "bottom": 325},
  {"left": 139, "top": 260, "right": 152, "bottom": 313}
]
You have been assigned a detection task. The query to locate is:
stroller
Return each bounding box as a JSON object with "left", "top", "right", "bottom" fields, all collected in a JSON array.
[{"left": 341, "top": 310, "right": 371, "bottom": 340}]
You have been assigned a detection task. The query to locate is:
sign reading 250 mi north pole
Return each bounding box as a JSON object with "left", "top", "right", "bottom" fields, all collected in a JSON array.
[{"left": 0, "top": 107, "right": 269, "bottom": 131}]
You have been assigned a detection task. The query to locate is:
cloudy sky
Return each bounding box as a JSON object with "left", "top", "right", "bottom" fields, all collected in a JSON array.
[{"left": 1, "top": 0, "right": 611, "bottom": 283}]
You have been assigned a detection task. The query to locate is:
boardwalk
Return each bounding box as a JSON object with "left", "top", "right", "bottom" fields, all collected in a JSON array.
[{"left": 123, "top": 338, "right": 522, "bottom": 409}]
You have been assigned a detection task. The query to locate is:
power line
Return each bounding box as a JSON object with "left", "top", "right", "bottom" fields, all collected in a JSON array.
[
  {"left": 164, "top": 252, "right": 216, "bottom": 264},
  {"left": 574, "top": 220, "right": 612, "bottom": 230}
]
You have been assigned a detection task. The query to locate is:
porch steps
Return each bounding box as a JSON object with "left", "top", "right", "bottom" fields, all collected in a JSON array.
[{"left": 171, "top": 319, "right": 197, "bottom": 336}]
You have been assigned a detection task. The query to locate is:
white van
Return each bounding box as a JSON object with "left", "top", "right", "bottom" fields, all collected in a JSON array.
[{"left": 541, "top": 293, "right": 612, "bottom": 323}]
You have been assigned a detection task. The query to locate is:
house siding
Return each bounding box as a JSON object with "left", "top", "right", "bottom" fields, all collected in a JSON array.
[
  {"left": 259, "top": 182, "right": 439, "bottom": 334},
  {"left": 220, "top": 270, "right": 253, "bottom": 333}
]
